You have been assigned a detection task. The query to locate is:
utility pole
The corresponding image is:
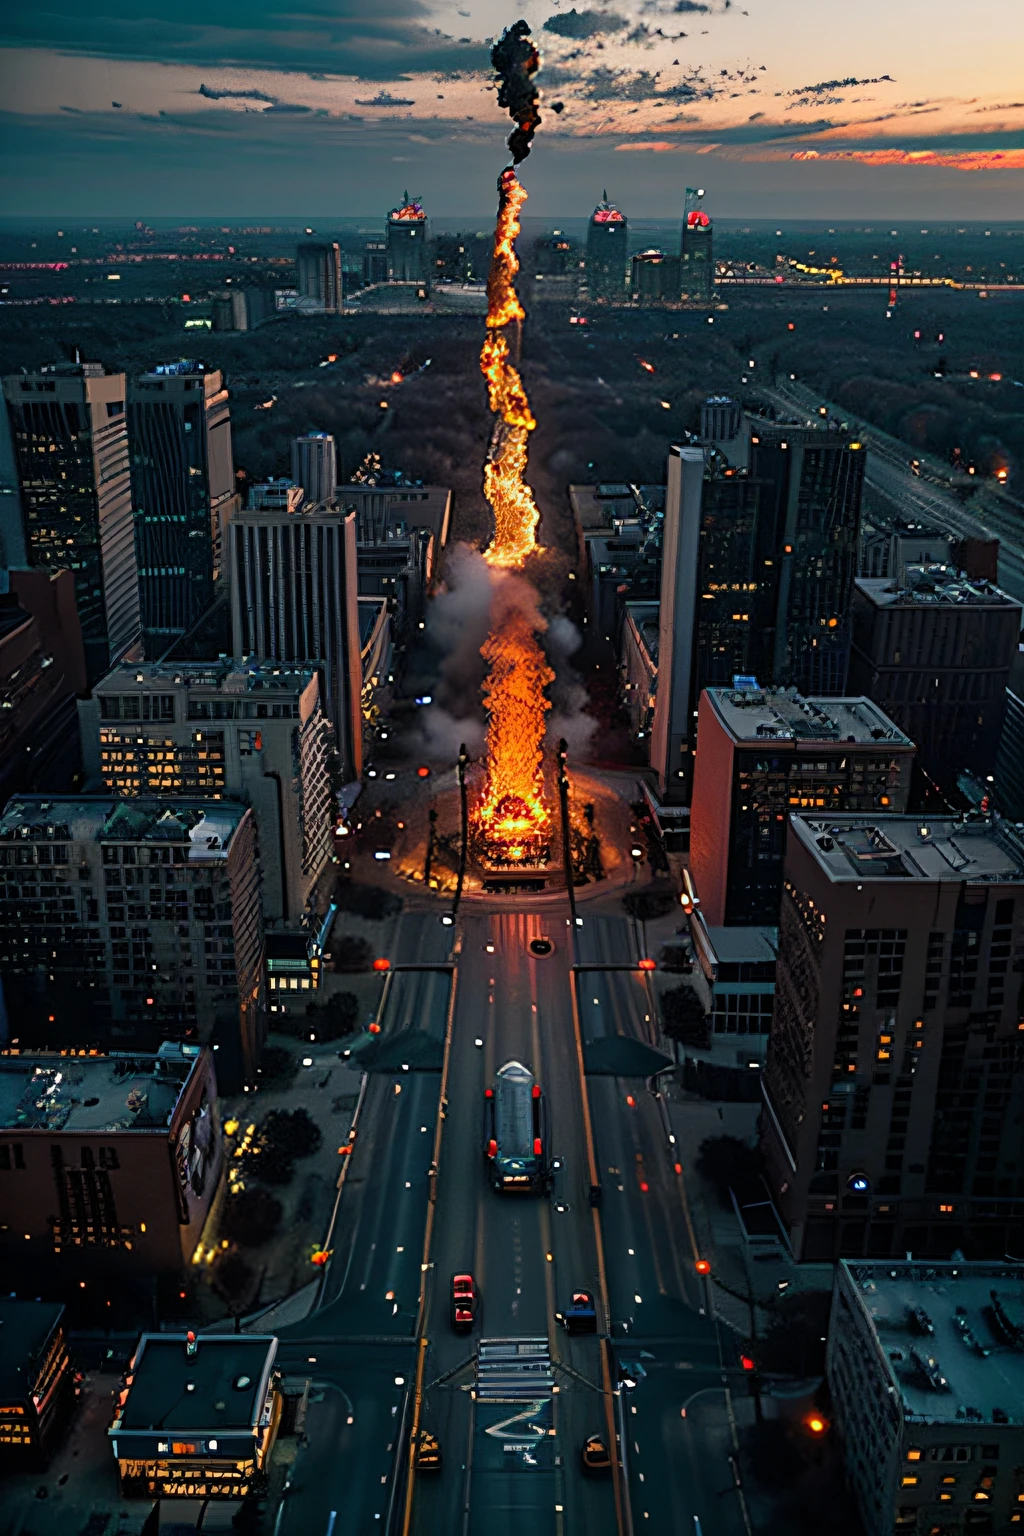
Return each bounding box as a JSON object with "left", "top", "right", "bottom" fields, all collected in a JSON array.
[
  {"left": 453, "top": 744, "right": 469, "bottom": 917},
  {"left": 556, "top": 738, "right": 578, "bottom": 929}
]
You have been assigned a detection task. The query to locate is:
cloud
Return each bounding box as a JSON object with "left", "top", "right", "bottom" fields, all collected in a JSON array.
[
  {"left": 0, "top": 0, "right": 481, "bottom": 80},
  {"left": 789, "top": 147, "right": 1024, "bottom": 170},
  {"left": 198, "top": 82, "right": 274, "bottom": 102},
  {"left": 786, "top": 75, "right": 894, "bottom": 97},
  {"left": 615, "top": 139, "right": 678, "bottom": 150},
  {"left": 543, "top": 9, "right": 628, "bottom": 39}
]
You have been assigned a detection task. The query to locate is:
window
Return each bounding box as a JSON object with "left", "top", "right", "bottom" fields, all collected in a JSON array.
[{"left": 0, "top": 1143, "right": 26, "bottom": 1170}]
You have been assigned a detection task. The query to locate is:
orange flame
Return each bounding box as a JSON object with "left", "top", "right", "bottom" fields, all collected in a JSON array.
[
  {"left": 475, "top": 166, "right": 551, "bottom": 863},
  {"left": 481, "top": 169, "right": 541, "bottom": 570}
]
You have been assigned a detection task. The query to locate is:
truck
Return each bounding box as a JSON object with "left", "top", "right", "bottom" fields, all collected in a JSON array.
[{"left": 484, "top": 1059, "right": 551, "bottom": 1194}]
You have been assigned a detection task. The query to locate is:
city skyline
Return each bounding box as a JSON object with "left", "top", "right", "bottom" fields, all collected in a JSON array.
[{"left": 1, "top": 0, "right": 1023, "bottom": 216}]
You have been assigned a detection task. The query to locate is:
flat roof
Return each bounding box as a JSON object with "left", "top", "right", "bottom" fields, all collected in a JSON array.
[
  {"left": 0, "top": 1301, "right": 64, "bottom": 1398},
  {"left": 569, "top": 483, "right": 665, "bottom": 532},
  {"left": 842, "top": 1262, "right": 1024, "bottom": 1425},
  {"left": 0, "top": 1044, "right": 201, "bottom": 1133},
  {"left": 705, "top": 688, "right": 913, "bottom": 748},
  {"left": 856, "top": 572, "right": 1020, "bottom": 610},
  {"left": 119, "top": 1335, "right": 277, "bottom": 1434},
  {"left": 0, "top": 797, "right": 248, "bottom": 860},
  {"left": 791, "top": 814, "right": 1024, "bottom": 885},
  {"left": 704, "top": 926, "right": 778, "bottom": 965},
  {"left": 92, "top": 660, "right": 317, "bottom": 695}
]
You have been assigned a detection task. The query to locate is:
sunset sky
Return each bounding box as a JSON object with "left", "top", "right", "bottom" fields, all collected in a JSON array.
[{"left": 2, "top": 0, "right": 1023, "bottom": 216}]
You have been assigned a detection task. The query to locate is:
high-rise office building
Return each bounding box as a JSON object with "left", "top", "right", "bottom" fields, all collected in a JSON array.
[
  {"left": 680, "top": 201, "right": 714, "bottom": 304},
  {"left": 0, "top": 796, "right": 265, "bottom": 1086},
  {"left": 79, "top": 660, "right": 335, "bottom": 923},
  {"left": 828, "top": 1259, "right": 1024, "bottom": 1536},
  {"left": 586, "top": 194, "right": 628, "bottom": 302},
  {"left": 629, "top": 250, "right": 681, "bottom": 306},
  {"left": 995, "top": 640, "right": 1024, "bottom": 818},
  {"left": 228, "top": 496, "right": 363, "bottom": 779},
  {"left": 849, "top": 570, "right": 1022, "bottom": 793},
  {"left": 690, "top": 685, "right": 915, "bottom": 926},
  {"left": 650, "top": 421, "right": 867, "bottom": 800},
  {"left": 386, "top": 195, "right": 428, "bottom": 284},
  {"left": 760, "top": 812, "right": 1024, "bottom": 1262},
  {"left": 0, "top": 590, "right": 81, "bottom": 798},
  {"left": 296, "top": 243, "right": 343, "bottom": 311},
  {"left": 291, "top": 433, "right": 338, "bottom": 505},
  {"left": 3, "top": 363, "right": 141, "bottom": 683},
  {"left": 128, "top": 362, "right": 236, "bottom": 657}
]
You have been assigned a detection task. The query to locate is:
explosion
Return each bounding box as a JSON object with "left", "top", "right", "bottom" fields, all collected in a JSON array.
[{"left": 474, "top": 21, "right": 552, "bottom": 867}]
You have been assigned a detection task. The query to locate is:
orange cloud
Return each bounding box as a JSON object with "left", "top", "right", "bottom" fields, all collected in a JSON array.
[
  {"left": 789, "top": 147, "right": 1024, "bottom": 170},
  {"left": 615, "top": 140, "right": 678, "bottom": 151}
]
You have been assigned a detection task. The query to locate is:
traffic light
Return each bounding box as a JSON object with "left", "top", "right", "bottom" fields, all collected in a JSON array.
[
  {"left": 695, "top": 1259, "right": 711, "bottom": 1275},
  {"left": 741, "top": 1355, "right": 756, "bottom": 1372}
]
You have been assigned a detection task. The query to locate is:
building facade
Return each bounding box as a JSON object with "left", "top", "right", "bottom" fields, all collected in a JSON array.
[
  {"left": 129, "top": 362, "right": 236, "bottom": 657},
  {"left": 690, "top": 685, "right": 915, "bottom": 926},
  {"left": 111, "top": 1333, "right": 280, "bottom": 1500},
  {"left": 296, "top": 243, "right": 342, "bottom": 311},
  {"left": 0, "top": 1043, "right": 221, "bottom": 1272},
  {"left": 650, "top": 421, "right": 867, "bottom": 801},
  {"left": 680, "top": 207, "right": 714, "bottom": 303},
  {"left": 0, "top": 797, "right": 265, "bottom": 1085},
  {"left": 630, "top": 250, "right": 681, "bottom": 306},
  {"left": 0, "top": 590, "right": 80, "bottom": 798},
  {"left": 850, "top": 570, "right": 1022, "bottom": 793},
  {"left": 3, "top": 363, "right": 141, "bottom": 683},
  {"left": 761, "top": 813, "right": 1024, "bottom": 1262},
  {"left": 228, "top": 498, "right": 362, "bottom": 779},
  {"left": 828, "top": 1259, "right": 1024, "bottom": 1536},
  {"left": 386, "top": 196, "right": 429, "bottom": 284},
  {"left": 79, "top": 660, "right": 334, "bottom": 924},
  {"left": 291, "top": 432, "right": 337, "bottom": 505},
  {"left": 0, "top": 1301, "right": 74, "bottom": 1465},
  {"left": 586, "top": 195, "right": 628, "bottom": 302}
]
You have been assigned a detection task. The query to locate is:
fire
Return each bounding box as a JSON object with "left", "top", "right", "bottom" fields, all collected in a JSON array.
[
  {"left": 480, "top": 169, "right": 541, "bottom": 570},
  {"left": 474, "top": 23, "right": 552, "bottom": 866}
]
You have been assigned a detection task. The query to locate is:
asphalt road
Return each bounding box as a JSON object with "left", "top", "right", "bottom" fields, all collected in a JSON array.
[{"left": 268, "top": 902, "right": 752, "bottom": 1536}]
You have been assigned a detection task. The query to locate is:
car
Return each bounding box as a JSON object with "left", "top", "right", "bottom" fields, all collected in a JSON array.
[
  {"left": 581, "top": 1434, "right": 612, "bottom": 1475},
  {"left": 451, "top": 1272, "right": 477, "bottom": 1332},
  {"left": 414, "top": 1429, "right": 442, "bottom": 1472},
  {"left": 559, "top": 1289, "right": 597, "bottom": 1334}
]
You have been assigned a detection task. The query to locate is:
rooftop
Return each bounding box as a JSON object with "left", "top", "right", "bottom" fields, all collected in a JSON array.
[
  {"left": 624, "top": 600, "right": 660, "bottom": 666},
  {"left": 0, "top": 1301, "right": 65, "bottom": 1399},
  {"left": 92, "top": 659, "right": 318, "bottom": 696},
  {"left": 842, "top": 1261, "right": 1024, "bottom": 1426},
  {"left": 856, "top": 570, "right": 1021, "bottom": 610},
  {"left": 0, "top": 1043, "right": 201, "bottom": 1133},
  {"left": 704, "top": 687, "right": 914, "bottom": 748},
  {"left": 791, "top": 813, "right": 1024, "bottom": 885},
  {"left": 569, "top": 483, "right": 665, "bottom": 533},
  {"left": 704, "top": 925, "right": 779, "bottom": 966},
  {"left": 0, "top": 796, "right": 248, "bottom": 860},
  {"left": 116, "top": 1334, "right": 277, "bottom": 1434}
]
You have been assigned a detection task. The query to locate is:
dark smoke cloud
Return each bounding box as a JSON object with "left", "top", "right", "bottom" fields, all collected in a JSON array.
[
  {"left": 491, "top": 19, "right": 541, "bottom": 164},
  {"left": 543, "top": 10, "right": 628, "bottom": 40}
]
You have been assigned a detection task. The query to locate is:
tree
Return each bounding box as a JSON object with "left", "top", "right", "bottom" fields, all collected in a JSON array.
[
  {"left": 214, "top": 1252, "right": 254, "bottom": 1306},
  {"left": 256, "top": 1044, "right": 298, "bottom": 1084},
  {"left": 756, "top": 1291, "right": 832, "bottom": 1378},
  {"left": 221, "top": 1189, "right": 283, "bottom": 1247},
  {"left": 303, "top": 991, "right": 359, "bottom": 1041},
  {"left": 660, "top": 984, "right": 709, "bottom": 1045},
  {"left": 330, "top": 935, "right": 373, "bottom": 972},
  {"left": 695, "top": 1134, "right": 762, "bottom": 1202},
  {"left": 242, "top": 1108, "right": 323, "bottom": 1188}
]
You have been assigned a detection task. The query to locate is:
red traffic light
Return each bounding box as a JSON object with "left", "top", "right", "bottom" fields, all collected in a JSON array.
[
  {"left": 373, "top": 957, "right": 391, "bottom": 971},
  {"left": 741, "top": 1355, "right": 756, "bottom": 1372},
  {"left": 417, "top": 766, "right": 430, "bottom": 778},
  {"left": 695, "top": 1259, "right": 711, "bottom": 1275},
  {"left": 638, "top": 958, "right": 656, "bottom": 971}
]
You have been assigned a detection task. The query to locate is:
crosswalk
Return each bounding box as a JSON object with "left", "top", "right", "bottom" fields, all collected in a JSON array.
[{"left": 475, "top": 1337, "right": 554, "bottom": 1401}]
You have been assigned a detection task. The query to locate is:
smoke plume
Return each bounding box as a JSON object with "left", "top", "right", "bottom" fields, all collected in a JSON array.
[{"left": 491, "top": 19, "right": 542, "bottom": 165}]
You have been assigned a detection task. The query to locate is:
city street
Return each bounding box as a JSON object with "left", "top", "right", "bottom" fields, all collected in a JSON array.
[{"left": 265, "top": 896, "right": 752, "bottom": 1536}]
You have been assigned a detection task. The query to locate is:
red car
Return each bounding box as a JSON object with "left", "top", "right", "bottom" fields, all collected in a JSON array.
[{"left": 451, "top": 1273, "right": 477, "bottom": 1332}]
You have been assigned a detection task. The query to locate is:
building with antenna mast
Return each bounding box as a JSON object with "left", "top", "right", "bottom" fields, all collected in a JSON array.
[
  {"left": 586, "top": 192, "right": 628, "bottom": 302},
  {"left": 681, "top": 187, "right": 714, "bottom": 305},
  {"left": 386, "top": 193, "right": 429, "bottom": 284}
]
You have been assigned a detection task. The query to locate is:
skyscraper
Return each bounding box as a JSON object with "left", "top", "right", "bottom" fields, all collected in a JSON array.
[
  {"left": 629, "top": 249, "right": 680, "bottom": 306},
  {"left": 0, "top": 795, "right": 265, "bottom": 1086},
  {"left": 228, "top": 497, "right": 363, "bottom": 780},
  {"left": 690, "top": 686, "right": 915, "bottom": 926},
  {"left": 3, "top": 362, "right": 141, "bottom": 683},
  {"left": 650, "top": 420, "right": 867, "bottom": 800},
  {"left": 291, "top": 432, "right": 338, "bottom": 505},
  {"left": 296, "top": 242, "right": 343, "bottom": 311},
  {"left": 586, "top": 194, "right": 628, "bottom": 302},
  {"left": 129, "top": 362, "right": 237, "bottom": 657},
  {"left": 680, "top": 190, "right": 714, "bottom": 304},
  {"left": 849, "top": 569, "right": 1021, "bottom": 794},
  {"left": 79, "top": 659, "right": 335, "bottom": 924},
  {"left": 386, "top": 195, "right": 428, "bottom": 284},
  {"left": 760, "top": 812, "right": 1024, "bottom": 1262}
]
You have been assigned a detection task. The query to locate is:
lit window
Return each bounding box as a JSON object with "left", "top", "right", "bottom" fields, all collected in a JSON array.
[{"left": 901, "top": 1476, "right": 918, "bottom": 1486}]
